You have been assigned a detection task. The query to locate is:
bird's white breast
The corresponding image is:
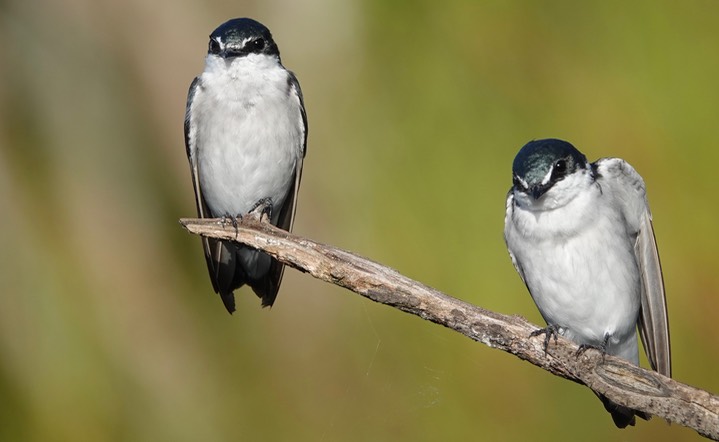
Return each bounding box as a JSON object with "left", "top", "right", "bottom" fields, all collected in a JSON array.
[
  {"left": 505, "top": 177, "right": 641, "bottom": 361},
  {"left": 192, "top": 54, "right": 303, "bottom": 218}
]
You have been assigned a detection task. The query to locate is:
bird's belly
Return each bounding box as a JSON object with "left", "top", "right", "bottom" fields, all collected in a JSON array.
[
  {"left": 196, "top": 102, "right": 299, "bottom": 218},
  {"left": 511, "top": 213, "right": 641, "bottom": 347}
]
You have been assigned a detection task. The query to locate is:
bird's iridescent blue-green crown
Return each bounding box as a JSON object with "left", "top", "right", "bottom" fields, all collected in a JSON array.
[
  {"left": 208, "top": 18, "right": 280, "bottom": 59},
  {"left": 512, "top": 138, "right": 588, "bottom": 189}
]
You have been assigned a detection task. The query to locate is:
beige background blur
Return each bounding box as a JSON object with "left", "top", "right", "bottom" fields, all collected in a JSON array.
[{"left": 1, "top": 1, "right": 717, "bottom": 441}]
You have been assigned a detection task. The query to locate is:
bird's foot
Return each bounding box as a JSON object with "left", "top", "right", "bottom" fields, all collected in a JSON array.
[
  {"left": 575, "top": 333, "right": 610, "bottom": 362},
  {"left": 219, "top": 213, "right": 241, "bottom": 239},
  {"left": 248, "top": 198, "right": 274, "bottom": 223},
  {"left": 219, "top": 214, "right": 239, "bottom": 227},
  {"left": 530, "top": 324, "right": 563, "bottom": 354}
]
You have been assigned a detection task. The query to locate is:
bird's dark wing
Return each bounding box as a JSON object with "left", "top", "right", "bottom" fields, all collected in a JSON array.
[
  {"left": 595, "top": 158, "right": 671, "bottom": 378},
  {"left": 184, "top": 77, "right": 237, "bottom": 313},
  {"left": 276, "top": 70, "right": 307, "bottom": 233}
]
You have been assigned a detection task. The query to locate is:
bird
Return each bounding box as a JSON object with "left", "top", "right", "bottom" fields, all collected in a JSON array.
[
  {"left": 184, "top": 18, "right": 307, "bottom": 313},
  {"left": 503, "top": 138, "right": 671, "bottom": 427}
]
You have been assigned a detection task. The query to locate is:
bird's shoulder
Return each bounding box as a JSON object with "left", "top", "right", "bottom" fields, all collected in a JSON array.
[
  {"left": 594, "top": 157, "right": 653, "bottom": 233},
  {"left": 286, "top": 70, "right": 308, "bottom": 157},
  {"left": 594, "top": 157, "right": 647, "bottom": 197},
  {"left": 184, "top": 77, "right": 202, "bottom": 159}
]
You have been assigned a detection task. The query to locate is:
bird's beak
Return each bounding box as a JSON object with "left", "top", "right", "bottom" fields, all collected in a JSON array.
[{"left": 530, "top": 184, "right": 548, "bottom": 200}]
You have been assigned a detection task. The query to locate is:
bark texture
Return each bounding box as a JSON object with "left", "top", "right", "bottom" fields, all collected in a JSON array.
[{"left": 181, "top": 217, "right": 719, "bottom": 440}]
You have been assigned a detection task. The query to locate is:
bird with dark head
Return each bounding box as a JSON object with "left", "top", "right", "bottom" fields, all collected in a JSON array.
[
  {"left": 184, "top": 18, "right": 307, "bottom": 313},
  {"left": 505, "top": 138, "right": 671, "bottom": 428}
]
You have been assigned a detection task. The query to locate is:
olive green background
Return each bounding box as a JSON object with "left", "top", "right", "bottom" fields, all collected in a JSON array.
[{"left": 1, "top": 1, "right": 717, "bottom": 441}]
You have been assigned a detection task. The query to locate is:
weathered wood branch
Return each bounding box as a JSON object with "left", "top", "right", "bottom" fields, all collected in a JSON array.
[{"left": 180, "top": 217, "right": 719, "bottom": 440}]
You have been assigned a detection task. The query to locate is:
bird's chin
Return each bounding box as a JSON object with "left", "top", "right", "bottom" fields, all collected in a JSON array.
[{"left": 514, "top": 191, "right": 549, "bottom": 211}]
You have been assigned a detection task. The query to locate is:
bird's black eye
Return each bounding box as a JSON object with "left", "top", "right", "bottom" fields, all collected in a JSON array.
[
  {"left": 512, "top": 175, "right": 522, "bottom": 188},
  {"left": 553, "top": 159, "right": 567, "bottom": 175},
  {"left": 209, "top": 39, "right": 221, "bottom": 54},
  {"left": 251, "top": 38, "right": 265, "bottom": 52},
  {"left": 554, "top": 159, "right": 566, "bottom": 172}
]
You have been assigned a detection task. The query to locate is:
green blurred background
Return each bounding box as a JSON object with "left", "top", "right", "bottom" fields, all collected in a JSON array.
[{"left": 0, "top": 0, "right": 717, "bottom": 440}]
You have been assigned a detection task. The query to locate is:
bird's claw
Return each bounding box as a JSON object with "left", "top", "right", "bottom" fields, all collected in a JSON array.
[
  {"left": 219, "top": 214, "right": 241, "bottom": 239},
  {"left": 575, "top": 334, "right": 610, "bottom": 362},
  {"left": 530, "top": 324, "right": 562, "bottom": 354},
  {"left": 219, "top": 214, "right": 238, "bottom": 227},
  {"left": 248, "top": 197, "right": 273, "bottom": 223}
]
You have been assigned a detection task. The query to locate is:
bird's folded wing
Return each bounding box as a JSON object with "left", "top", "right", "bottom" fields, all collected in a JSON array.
[{"left": 596, "top": 158, "right": 671, "bottom": 377}]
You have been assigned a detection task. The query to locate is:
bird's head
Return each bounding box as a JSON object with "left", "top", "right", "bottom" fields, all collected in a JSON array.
[
  {"left": 206, "top": 18, "right": 280, "bottom": 61},
  {"left": 511, "top": 138, "right": 592, "bottom": 209}
]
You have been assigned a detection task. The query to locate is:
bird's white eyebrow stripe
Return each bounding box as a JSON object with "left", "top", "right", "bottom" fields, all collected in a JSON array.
[
  {"left": 515, "top": 175, "right": 529, "bottom": 189},
  {"left": 540, "top": 165, "right": 554, "bottom": 186},
  {"left": 210, "top": 36, "right": 225, "bottom": 52}
]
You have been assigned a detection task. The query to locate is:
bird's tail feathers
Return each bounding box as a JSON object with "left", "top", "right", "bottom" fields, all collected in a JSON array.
[{"left": 597, "top": 393, "right": 650, "bottom": 428}]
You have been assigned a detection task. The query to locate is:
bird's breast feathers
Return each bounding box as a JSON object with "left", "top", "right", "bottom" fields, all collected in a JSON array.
[
  {"left": 505, "top": 171, "right": 641, "bottom": 344},
  {"left": 189, "top": 58, "right": 303, "bottom": 217}
]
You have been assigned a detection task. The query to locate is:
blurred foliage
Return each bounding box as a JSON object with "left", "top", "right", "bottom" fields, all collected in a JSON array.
[{"left": 0, "top": 0, "right": 717, "bottom": 440}]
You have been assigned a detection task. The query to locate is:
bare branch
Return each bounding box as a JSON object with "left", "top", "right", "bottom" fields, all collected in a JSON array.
[{"left": 180, "top": 217, "right": 719, "bottom": 440}]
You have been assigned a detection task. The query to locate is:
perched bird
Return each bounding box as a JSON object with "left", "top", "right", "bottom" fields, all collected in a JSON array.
[
  {"left": 504, "top": 138, "right": 671, "bottom": 427},
  {"left": 184, "top": 18, "right": 307, "bottom": 313}
]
